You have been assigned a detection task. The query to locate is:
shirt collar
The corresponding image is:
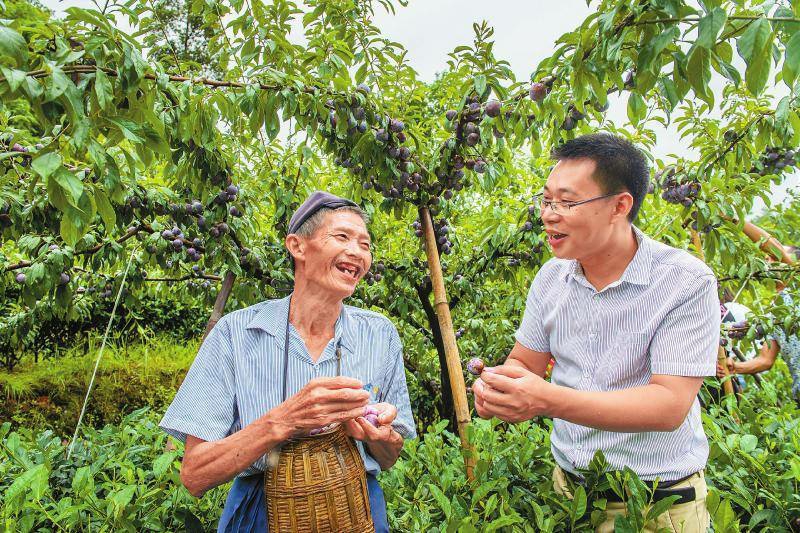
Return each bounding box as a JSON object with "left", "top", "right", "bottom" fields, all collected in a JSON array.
[
  {"left": 245, "top": 294, "right": 354, "bottom": 351},
  {"left": 561, "top": 225, "right": 652, "bottom": 287}
]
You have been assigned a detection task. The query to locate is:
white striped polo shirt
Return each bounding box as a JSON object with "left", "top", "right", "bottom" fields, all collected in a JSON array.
[
  {"left": 515, "top": 225, "right": 720, "bottom": 480},
  {"left": 159, "top": 295, "right": 417, "bottom": 477}
]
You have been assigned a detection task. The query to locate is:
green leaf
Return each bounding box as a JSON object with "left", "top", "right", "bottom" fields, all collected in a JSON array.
[
  {"left": 696, "top": 8, "right": 727, "bottom": 50},
  {"left": 645, "top": 494, "right": 680, "bottom": 522},
  {"left": 473, "top": 74, "right": 487, "bottom": 97},
  {"left": 4, "top": 464, "right": 48, "bottom": 504},
  {"left": 0, "top": 66, "right": 26, "bottom": 92},
  {"left": 638, "top": 27, "right": 678, "bottom": 73},
  {"left": 107, "top": 118, "right": 144, "bottom": 143},
  {"left": 571, "top": 484, "right": 587, "bottom": 520},
  {"left": 50, "top": 167, "right": 84, "bottom": 207},
  {"left": 687, "top": 47, "right": 713, "bottom": 107},
  {"left": 428, "top": 484, "right": 451, "bottom": 518},
  {"left": 60, "top": 215, "right": 79, "bottom": 247},
  {"left": 0, "top": 25, "right": 29, "bottom": 67},
  {"left": 71, "top": 465, "right": 94, "bottom": 497},
  {"left": 94, "top": 188, "right": 116, "bottom": 231},
  {"left": 153, "top": 451, "right": 177, "bottom": 478},
  {"left": 740, "top": 434, "right": 758, "bottom": 452},
  {"left": 31, "top": 152, "right": 63, "bottom": 179},
  {"left": 94, "top": 68, "right": 112, "bottom": 110},
  {"left": 736, "top": 18, "right": 773, "bottom": 95},
  {"left": 46, "top": 68, "right": 72, "bottom": 102},
  {"left": 782, "top": 31, "right": 800, "bottom": 87},
  {"left": 627, "top": 92, "right": 646, "bottom": 125}
]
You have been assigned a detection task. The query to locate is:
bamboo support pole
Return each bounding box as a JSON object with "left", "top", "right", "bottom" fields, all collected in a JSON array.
[
  {"left": 741, "top": 221, "right": 796, "bottom": 265},
  {"left": 419, "top": 207, "right": 476, "bottom": 481},
  {"left": 691, "top": 229, "right": 735, "bottom": 399},
  {"left": 690, "top": 229, "right": 705, "bottom": 261}
]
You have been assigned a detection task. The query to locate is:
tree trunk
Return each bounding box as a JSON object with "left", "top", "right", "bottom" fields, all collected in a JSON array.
[
  {"left": 202, "top": 271, "right": 236, "bottom": 342},
  {"left": 416, "top": 283, "right": 456, "bottom": 429}
]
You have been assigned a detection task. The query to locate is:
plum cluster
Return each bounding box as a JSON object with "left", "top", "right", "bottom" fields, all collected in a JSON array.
[
  {"left": 364, "top": 261, "right": 384, "bottom": 285},
  {"left": 412, "top": 218, "right": 453, "bottom": 255},
  {"left": 753, "top": 147, "right": 796, "bottom": 176},
  {"left": 656, "top": 168, "right": 700, "bottom": 206}
]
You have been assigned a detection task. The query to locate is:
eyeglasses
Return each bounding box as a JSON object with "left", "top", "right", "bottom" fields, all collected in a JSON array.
[{"left": 534, "top": 192, "right": 622, "bottom": 215}]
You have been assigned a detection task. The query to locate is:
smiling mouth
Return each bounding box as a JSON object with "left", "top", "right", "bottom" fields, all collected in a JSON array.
[
  {"left": 335, "top": 262, "right": 361, "bottom": 280},
  {"left": 546, "top": 232, "right": 568, "bottom": 244}
]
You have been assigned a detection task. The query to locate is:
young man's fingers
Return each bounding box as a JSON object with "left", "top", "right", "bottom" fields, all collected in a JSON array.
[
  {"left": 479, "top": 384, "right": 515, "bottom": 405},
  {"left": 484, "top": 365, "right": 529, "bottom": 379},
  {"left": 480, "top": 371, "right": 520, "bottom": 393}
]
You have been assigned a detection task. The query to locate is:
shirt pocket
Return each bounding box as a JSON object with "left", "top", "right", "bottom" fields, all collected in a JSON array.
[{"left": 599, "top": 332, "right": 651, "bottom": 389}]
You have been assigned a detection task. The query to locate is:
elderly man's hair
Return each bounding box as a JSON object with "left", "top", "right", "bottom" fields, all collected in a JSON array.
[{"left": 293, "top": 205, "right": 369, "bottom": 237}]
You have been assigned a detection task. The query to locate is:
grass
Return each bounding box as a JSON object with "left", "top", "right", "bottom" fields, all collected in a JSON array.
[{"left": 0, "top": 334, "right": 201, "bottom": 435}]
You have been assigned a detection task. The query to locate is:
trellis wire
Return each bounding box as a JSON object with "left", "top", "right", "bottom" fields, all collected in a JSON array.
[{"left": 67, "top": 245, "right": 139, "bottom": 459}]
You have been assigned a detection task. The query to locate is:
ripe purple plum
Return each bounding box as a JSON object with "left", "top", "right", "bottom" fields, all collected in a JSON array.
[{"left": 466, "top": 357, "right": 485, "bottom": 375}]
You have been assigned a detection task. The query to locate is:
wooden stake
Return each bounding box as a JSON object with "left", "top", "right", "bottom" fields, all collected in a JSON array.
[
  {"left": 419, "top": 207, "right": 476, "bottom": 481},
  {"left": 202, "top": 271, "right": 237, "bottom": 342},
  {"left": 717, "top": 345, "right": 735, "bottom": 397}
]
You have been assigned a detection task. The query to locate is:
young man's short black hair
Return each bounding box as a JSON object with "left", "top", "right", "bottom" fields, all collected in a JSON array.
[{"left": 551, "top": 133, "right": 649, "bottom": 221}]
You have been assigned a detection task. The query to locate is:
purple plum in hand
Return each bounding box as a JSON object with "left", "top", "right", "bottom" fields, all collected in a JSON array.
[
  {"left": 466, "top": 357, "right": 485, "bottom": 375},
  {"left": 365, "top": 413, "right": 379, "bottom": 427}
]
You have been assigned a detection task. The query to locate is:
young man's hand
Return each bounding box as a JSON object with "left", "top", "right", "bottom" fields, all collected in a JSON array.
[{"left": 473, "top": 366, "right": 551, "bottom": 423}]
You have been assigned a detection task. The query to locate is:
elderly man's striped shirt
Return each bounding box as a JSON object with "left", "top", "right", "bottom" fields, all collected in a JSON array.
[{"left": 160, "top": 295, "right": 417, "bottom": 477}]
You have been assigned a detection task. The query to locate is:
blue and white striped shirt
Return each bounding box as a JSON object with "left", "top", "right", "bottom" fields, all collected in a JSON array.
[
  {"left": 515, "top": 226, "right": 719, "bottom": 480},
  {"left": 159, "top": 295, "right": 417, "bottom": 477}
]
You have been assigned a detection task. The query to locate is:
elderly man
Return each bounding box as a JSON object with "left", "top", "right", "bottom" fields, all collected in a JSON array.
[
  {"left": 472, "top": 134, "right": 719, "bottom": 532},
  {"left": 160, "top": 191, "right": 416, "bottom": 532}
]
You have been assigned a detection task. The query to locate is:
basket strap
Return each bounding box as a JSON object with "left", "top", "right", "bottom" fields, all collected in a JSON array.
[
  {"left": 282, "top": 305, "right": 291, "bottom": 402},
  {"left": 283, "top": 300, "right": 344, "bottom": 402}
]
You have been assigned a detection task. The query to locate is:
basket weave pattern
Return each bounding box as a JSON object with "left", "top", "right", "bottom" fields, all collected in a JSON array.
[{"left": 265, "top": 425, "right": 374, "bottom": 532}]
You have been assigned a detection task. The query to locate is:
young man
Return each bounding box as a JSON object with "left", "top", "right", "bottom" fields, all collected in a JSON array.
[
  {"left": 160, "top": 191, "right": 416, "bottom": 532},
  {"left": 472, "top": 134, "right": 719, "bottom": 532}
]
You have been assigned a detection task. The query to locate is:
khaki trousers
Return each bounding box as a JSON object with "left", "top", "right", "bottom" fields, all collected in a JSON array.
[{"left": 552, "top": 466, "right": 710, "bottom": 532}]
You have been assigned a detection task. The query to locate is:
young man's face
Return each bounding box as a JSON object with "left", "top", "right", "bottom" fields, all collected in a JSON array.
[
  {"left": 541, "top": 158, "right": 625, "bottom": 261},
  {"left": 297, "top": 210, "right": 372, "bottom": 299}
]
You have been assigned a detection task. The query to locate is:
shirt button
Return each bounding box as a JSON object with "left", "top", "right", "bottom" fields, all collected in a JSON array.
[
  {"left": 577, "top": 444, "right": 583, "bottom": 451},
  {"left": 593, "top": 294, "right": 600, "bottom": 301}
]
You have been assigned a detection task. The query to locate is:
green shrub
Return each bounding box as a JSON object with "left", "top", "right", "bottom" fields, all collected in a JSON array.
[{"left": 1, "top": 409, "right": 228, "bottom": 532}]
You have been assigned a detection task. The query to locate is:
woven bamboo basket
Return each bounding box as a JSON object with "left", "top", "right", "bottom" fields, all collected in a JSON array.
[{"left": 264, "top": 425, "right": 374, "bottom": 532}]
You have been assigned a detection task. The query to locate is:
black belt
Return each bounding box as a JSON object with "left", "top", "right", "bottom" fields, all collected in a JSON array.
[{"left": 563, "top": 469, "right": 697, "bottom": 505}]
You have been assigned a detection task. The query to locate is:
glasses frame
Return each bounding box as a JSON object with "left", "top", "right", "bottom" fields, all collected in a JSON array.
[{"left": 534, "top": 191, "right": 623, "bottom": 215}]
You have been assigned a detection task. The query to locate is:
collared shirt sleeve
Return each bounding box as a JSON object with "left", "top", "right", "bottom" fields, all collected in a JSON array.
[
  {"left": 379, "top": 324, "right": 417, "bottom": 440},
  {"left": 159, "top": 316, "right": 238, "bottom": 443},
  {"left": 514, "top": 275, "right": 550, "bottom": 353},
  {"left": 649, "top": 274, "right": 719, "bottom": 376}
]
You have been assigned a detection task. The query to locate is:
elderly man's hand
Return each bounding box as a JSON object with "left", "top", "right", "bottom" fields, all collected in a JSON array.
[
  {"left": 472, "top": 366, "right": 551, "bottom": 423},
  {"left": 343, "top": 402, "right": 400, "bottom": 443},
  {"left": 273, "top": 377, "right": 370, "bottom": 438}
]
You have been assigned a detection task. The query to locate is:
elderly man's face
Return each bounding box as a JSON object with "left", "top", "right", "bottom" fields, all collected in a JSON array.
[{"left": 298, "top": 210, "right": 372, "bottom": 297}]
